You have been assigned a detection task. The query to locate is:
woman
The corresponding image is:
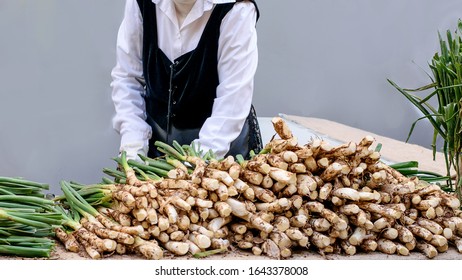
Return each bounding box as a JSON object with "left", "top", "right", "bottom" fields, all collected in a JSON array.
[{"left": 111, "top": 0, "right": 262, "bottom": 161}]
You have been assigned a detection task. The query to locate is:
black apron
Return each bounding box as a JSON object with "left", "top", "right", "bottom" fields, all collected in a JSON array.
[{"left": 136, "top": 0, "right": 262, "bottom": 159}]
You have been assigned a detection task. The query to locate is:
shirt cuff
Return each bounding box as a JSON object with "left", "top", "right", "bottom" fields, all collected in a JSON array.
[{"left": 120, "top": 131, "right": 150, "bottom": 152}]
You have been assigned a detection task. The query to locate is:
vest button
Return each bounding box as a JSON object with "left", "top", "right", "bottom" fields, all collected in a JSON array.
[{"left": 173, "top": 100, "right": 176, "bottom": 105}]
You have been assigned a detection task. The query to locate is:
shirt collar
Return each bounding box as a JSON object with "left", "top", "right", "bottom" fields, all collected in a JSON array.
[
  {"left": 151, "top": 0, "right": 236, "bottom": 12},
  {"left": 151, "top": 0, "right": 236, "bottom": 27},
  {"left": 151, "top": 0, "right": 235, "bottom": 2}
]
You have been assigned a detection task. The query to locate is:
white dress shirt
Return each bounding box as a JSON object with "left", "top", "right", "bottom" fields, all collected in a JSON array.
[{"left": 111, "top": 0, "right": 258, "bottom": 159}]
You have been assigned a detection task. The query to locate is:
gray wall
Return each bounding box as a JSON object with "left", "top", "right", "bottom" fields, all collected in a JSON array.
[
  {"left": 255, "top": 0, "right": 461, "bottom": 148},
  {"left": 1, "top": 0, "right": 460, "bottom": 194},
  {"left": 0, "top": 0, "right": 123, "bottom": 193}
]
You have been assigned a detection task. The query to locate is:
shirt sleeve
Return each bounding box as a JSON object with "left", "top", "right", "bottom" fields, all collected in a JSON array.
[
  {"left": 196, "top": 2, "right": 258, "bottom": 158},
  {"left": 111, "top": 0, "right": 152, "bottom": 153}
]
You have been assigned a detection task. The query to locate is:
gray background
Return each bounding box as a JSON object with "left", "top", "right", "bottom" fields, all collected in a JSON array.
[{"left": 1, "top": 0, "right": 461, "bottom": 194}]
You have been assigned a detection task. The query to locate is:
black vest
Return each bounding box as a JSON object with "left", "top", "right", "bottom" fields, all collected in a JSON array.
[{"left": 136, "top": 0, "right": 262, "bottom": 158}]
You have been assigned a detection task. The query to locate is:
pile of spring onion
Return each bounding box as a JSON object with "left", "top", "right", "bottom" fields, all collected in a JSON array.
[{"left": 0, "top": 176, "right": 62, "bottom": 258}]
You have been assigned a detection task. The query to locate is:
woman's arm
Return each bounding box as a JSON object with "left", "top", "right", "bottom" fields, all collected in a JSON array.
[
  {"left": 111, "top": 0, "right": 151, "bottom": 160},
  {"left": 196, "top": 1, "right": 258, "bottom": 158}
]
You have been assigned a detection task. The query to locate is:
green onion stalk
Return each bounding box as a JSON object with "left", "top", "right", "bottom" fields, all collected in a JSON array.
[
  {"left": 389, "top": 161, "right": 451, "bottom": 188},
  {"left": 59, "top": 180, "right": 142, "bottom": 236},
  {"left": 0, "top": 177, "right": 63, "bottom": 258},
  {"left": 0, "top": 176, "right": 50, "bottom": 198},
  {"left": 235, "top": 154, "right": 247, "bottom": 166},
  {"left": 0, "top": 236, "right": 56, "bottom": 258},
  {"left": 388, "top": 19, "right": 462, "bottom": 201},
  {"left": 154, "top": 140, "right": 209, "bottom": 184},
  {"left": 54, "top": 180, "right": 147, "bottom": 213},
  {"left": 108, "top": 142, "right": 209, "bottom": 184},
  {"left": 0, "top": 208, "right": 62, "bottom": 238},
  {"left": 112, "top": 151, "right": 171, "bottom": 182},
  {"left": 193, "top": 248, "right": 227, "bottom": 259},
  {"left": 59, "top": 181, "right": 138, "bottom": 257},
  {"left": 154, "top": 140, "right": 210, "bottom": 165},
  {"left": 53, "top": 182, "right": 116, "bottom": 208}
]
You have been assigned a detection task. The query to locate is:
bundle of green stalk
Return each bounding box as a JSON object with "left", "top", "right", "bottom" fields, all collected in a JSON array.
[
  {"left": 54, "top": 142, "right": 271, "bottom": 258},
  {"left": 54, "top": 180, "right": 164, "bottom": 259},
  {"left": 105, "top": 148, "right": 236, "bottom": 257},
  {"left": 55, "top": 117, "right": 462, "bottom": 259},
  {"left": 388, "top": 20, "right": 462, "bottom": 201},
  {"left": 0, "top": 176, "right": 62, "bottom": 258},
  {"left": 53, "top": 147, "right": 230, "bottom": 259}
]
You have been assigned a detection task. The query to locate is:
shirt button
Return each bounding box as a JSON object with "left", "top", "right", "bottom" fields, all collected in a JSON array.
[{"left": 177, "top": 33, "right": 181, "bottom": 39}]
